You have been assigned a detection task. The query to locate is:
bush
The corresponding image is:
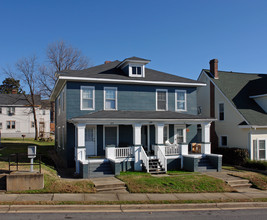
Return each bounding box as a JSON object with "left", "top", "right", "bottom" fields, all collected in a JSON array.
[
  {"left": 243, "top": 160, "right": 267, "bottom": 170},
  {"left": 215, "top": 147, "right": 249, "bottom": 165}
]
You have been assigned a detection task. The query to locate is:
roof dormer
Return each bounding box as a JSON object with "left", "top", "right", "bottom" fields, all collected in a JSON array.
[{"left": 117, "top": 56, "right": 150, "bottom": 78}]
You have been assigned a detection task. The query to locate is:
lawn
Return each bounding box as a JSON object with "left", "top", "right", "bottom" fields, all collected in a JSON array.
[
  {"left": 117, "top": 172, "right": 234, "bottom": 193},
  {"left": 0, "top": 138, "right": 54, "bottom": 146}
]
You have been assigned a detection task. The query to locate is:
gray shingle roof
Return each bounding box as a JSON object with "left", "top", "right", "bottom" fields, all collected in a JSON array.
[
  {"left": 0, "top": 94, "right": 41, "bottom": 106},
  {"left": 70, "top": 110, "right": 214, "bottom": 121},
  {"left": 204, "top": 69, "right": 267, "bottom": 126},
  {"left": 59, "top": 60, "right": 200, "bottom": 84}
]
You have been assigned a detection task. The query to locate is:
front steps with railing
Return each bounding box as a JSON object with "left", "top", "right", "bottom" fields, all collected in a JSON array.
[
  {"left": 149, "top": 158, "right": 166, "bottom": 174},
  {"left": 88, "top": 160, "right": 114, "bottom": 178}
]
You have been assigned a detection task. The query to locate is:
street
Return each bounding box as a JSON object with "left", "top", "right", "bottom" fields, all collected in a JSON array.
[{"left": 1, "top": 208, "right": 267, "bottom": 220}]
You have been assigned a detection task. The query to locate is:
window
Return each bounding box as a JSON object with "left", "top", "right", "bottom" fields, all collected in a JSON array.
[
  {"left": 7, "top": 107, "right": 15, "bottom": 115},
  {"left": 176, "top": 90, "right": 186, "bottom": 111},
  {"left": 164, "top": 125, "right": 169, "bottom": 143},
  {"left": 0, "top": 122, "right": 2, "bottom": 129},
  {"left": 81, "top": 86, "right": 95, "bottom": 110},
  {"left": 31, "top": 121, "right": 34, "bottom": 128},
  {"left": 104, "top": 87, "right": 117, "bottom": 110},
  {"left": 176, "top": 129, "right": 184, "bottom": 143},
  {"left": 104, "top": 126, "right": 118, "bottom": 149},
  {"left": 7, "top": 121, "right": 15, "bottom": 129},
  {"left": 129, "top": 65, "right": 144, "bottom": 77},
  {"left": 132, "top": 66, "right": 141, "bottom": 75},
  {"left": 259, "top": 140, "right": 266, "bottom": 160},
  {"left": 156, "top": 89, "right": 167, "bottom": 111},
  {"left": 220, "top": 136, "right": 227, "bottom": 146},
  {"left": 42, "top": 110, "right": 46, "bottom": 115},
  {"left": 219, "top": 103, "right": 224, "bottom": 121},
  {"left": 0, "top": 107, "right": 2, "bottom": 114}
]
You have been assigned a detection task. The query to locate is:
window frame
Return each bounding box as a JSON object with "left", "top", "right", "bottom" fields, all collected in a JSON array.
[
  {"left": 0, "top": 122, "right": 2, "bottom": 129},
  {"left": 129, "top": 64, "right": 145, "bottom": 77},
  {"left": 175, "top": 90, "right": 187, "bottom": 112},
  {"left": 220, "top": 135, "right": 228, "bottom": 146},
  {"left": 104, "top": 87, "right": 118, "bottom": 110},
  {"left": 80, "top": 86, "right": 95, "bottom": 110},
  {"left": 7, "top": 107, "right": 15, "bottom": 115},
  {"left": 156, "top": 89, "right": 168, "bottom": 111},
  {"left": 6, "top": 120, "right": 15, "bottom": 129},
  {"left": 218, "top": 103, "right": 224, "bottom": 121},
  {"left": 31, "top": 121, "right": 35, "bottom": 128}
]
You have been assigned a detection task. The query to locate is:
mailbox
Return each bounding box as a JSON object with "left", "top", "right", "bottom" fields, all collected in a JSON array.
[{"left": 28, "top": 145, "right": 36, "bottom": 158}]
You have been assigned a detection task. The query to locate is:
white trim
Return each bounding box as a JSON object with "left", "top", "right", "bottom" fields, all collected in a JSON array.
[
  {"left": 103, "top": 125, "right": 119, "bottom": 150},
  {"left": 220, "top": 135, "right": 228, "bottom": 147},
  {"left": 174, "top": 125, "right": 186, "bottom": 144},
  {"left": 250, "top": 94, "right": 267, "bottom": 98},
  {"left": 200, "top": 70, "right": 249, "bottom": 125},
  {"left": 129, "top": 63, "right": 145, "bottom": 78},
  {"left": 164, "top": 124, "right": 169, "bottom": 144},
  {"left": 58, "top": 76, "right": 206, "bottom": 87},
  {"left": 116, "top": 58, "right": 150, "bottom": 68},
  {"left": 175, "top": 90, "right": 187, "bottom": 112},
  {"left": 104, "top": 87, "right": 118, "bottom": 110},
  {"left": 80, "top": 86, "right": 95, "bottom": 111},
  {"left": 257, "top": 139, "right": 267, "bottom": 160},
  {"left": 218, "top": 102, "right": 224, "bottom": 121},
  {"left": 156, "top": 89, "right": 168, "bottom": 111}
]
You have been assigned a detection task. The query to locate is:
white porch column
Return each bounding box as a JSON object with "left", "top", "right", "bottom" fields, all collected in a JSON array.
[
  {"left": 133, "top": 124, "right": 142, "bottom": 146},
  {"left": 75, "top": 123, "right": 86, "bottom": 174},
  {"left": 155, "top": 123, "right": 164, "bottom": 145},
  {"left": 201, "top": 122, "right": 211, "bottom": 154}
]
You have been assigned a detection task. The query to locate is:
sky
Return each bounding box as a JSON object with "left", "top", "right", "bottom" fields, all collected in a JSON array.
[{"left": 1, "top": 0, "right": 267, "bottom": 84}]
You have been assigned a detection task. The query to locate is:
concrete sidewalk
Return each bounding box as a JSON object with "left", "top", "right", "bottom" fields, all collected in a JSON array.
[{"left": 1, "top": 189, "right": 267, "bottom": 202}]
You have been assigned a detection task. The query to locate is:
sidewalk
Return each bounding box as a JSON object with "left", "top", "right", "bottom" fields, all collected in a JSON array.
[{"left": 1, "top": 189, "right": 267, "bottom": 202}]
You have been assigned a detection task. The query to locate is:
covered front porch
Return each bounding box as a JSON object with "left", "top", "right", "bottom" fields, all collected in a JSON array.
[{"left": 69, "top": 110, "right": 221, "bottom": 177}]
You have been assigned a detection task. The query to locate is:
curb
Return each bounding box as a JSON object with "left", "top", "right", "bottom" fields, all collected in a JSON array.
[{"left": 0, "top": 202, "right": 267, "bottom": 213}]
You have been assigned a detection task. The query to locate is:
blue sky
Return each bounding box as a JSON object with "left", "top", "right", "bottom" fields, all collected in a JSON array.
[{"left": 1, "top": 0, "right": 267, "bottom": 84}]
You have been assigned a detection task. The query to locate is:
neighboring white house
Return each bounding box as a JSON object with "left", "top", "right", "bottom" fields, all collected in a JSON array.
[
  {"left": 0, "top": 93, "right": 50, "bottom": 138},
  {"left": 197, "top": 59, "right": 267, "bottom": 161}
]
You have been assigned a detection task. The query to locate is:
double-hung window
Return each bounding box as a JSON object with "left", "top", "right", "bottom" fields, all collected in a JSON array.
[
  {"left": 156, "top": 89, "right": 168, "bottom": 111},
  {"left": 104, "top": 87, "right": 117, "bottom": 110},
  {"left": 7, "top": 107, "right": 15, "bottom": 115},
  {"left": 7, "top": 121, "right": 15, "bottom": 129},
  {"left": 219, "top": 103, "right": 224, "bottom": 121},
  {"left": 81, "top": 86, "right": 95, "bottom": 110},
  {"left": 175, "top": 90, "right": 186, "bottom": 111}
]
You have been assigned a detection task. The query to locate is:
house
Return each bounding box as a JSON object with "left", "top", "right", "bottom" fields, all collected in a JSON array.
[
  {"left": 51, "top": 57, "right": 221, "bottom": 178},
  {"left": 0, "top": 90, "right": 50, "bottom": 139},
  {"left": 197, "top": 59, "right": 267, "bottom": 161}
]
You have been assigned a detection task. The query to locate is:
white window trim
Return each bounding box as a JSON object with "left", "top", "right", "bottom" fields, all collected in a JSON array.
[
  {"left": 80, "top": 86, "right": 95, "bottom": 110},
  {"left": 103, "top": 125, "right": 119, "bottom": 150},
  {"left": 218, "top": 102, "right": 225, "bottom": 121},
  {"left": 220, "top": 135, "right": 228, "bottom": 147},
  {"left": 175, "top": 90, "right": 187, "bottom": 112},
  {"left": 174, "top": 125, "right": 186, "bottom": 144},
  {"left": 129, "top": 63, "right": 145, "bottom": 78},
  {"left": 104, "top": 87, "right": 118, "bottom": 110},
  {"left": 156, "top": 89, "right": 168, "bottom": 111},
  {"left": 257, "top": 139, "right": 267, "bottom": 160}
]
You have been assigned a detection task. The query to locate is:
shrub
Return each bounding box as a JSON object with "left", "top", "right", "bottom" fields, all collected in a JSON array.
[
  {"left": 243, "top": 160, "right": 267, "bottom": 170},
  {"left": 215, "top": 147, "right": 249, "bottom": 165}
]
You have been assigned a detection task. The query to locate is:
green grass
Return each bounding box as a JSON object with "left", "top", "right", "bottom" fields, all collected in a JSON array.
[
  {"left": 0, "top": 138, "right": 54, "bottom": 146},
  {"left": 167, "top": 170, "right": 197, "bottom": 175},
  {"left": 117, "top": 172, "right": 234, "bottom": 193}
]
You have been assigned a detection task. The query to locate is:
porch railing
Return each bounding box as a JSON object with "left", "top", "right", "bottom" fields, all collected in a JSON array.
[
  {"left": 115, "top": 147, "right": 133, "bottom": 158},
  {"left": 157, "top": 146, "right": 167, "bottom": 172},
  {"left": 165, "top": 145, "right": 181, "bottom": 155},
  {"left": 140, "top": 146, "right": 149, "bottom": 173}
]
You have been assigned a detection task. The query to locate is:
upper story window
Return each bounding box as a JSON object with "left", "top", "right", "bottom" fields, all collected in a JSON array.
[
  {"left": 156, "top": 89, "right": 168, "bottom": 111},
  {"left": 7, "top": 121, "right": 15, "bottom": 129},
  {"left": 175, "top": 90, "right": 187, "bottom": 111},
  {"left": 104, "top": 87, "right": 117, "bottom": 110},
  {"left": 80, "top": 86, "right": 95, "bottom": 110},
  {"left": 7, "top": 107, "right": 15, "bottom": 115},
  {"left": 219, "top": 103, "right": 224, "bottom": 121},
  {"left": 42, "top": 110, "right": 46, "bottom": 115},
  {"left": 132, "top": 66, "right": 141, "bottom": 75},
  {"left": 129, "top": 64, "right": 144, "bottom": 77}
]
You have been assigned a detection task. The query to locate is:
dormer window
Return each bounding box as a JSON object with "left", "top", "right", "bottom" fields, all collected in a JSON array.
[
  {"left": 129, "top": 64, "right": 144, "bottom": 77},
  {"left": 132, "top": 66, "right": 141, "bottom": 75}
]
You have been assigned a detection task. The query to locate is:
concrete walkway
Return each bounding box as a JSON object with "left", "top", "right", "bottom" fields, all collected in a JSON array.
[{"left": 1, "top": 190, "right": 267, "bottom": 202}]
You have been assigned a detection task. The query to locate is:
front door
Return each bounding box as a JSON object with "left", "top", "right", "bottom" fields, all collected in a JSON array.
[
  {"left": 85, "top": 126, "right": 96, "bottom": 156},
  {"left": 174, "top": 126, "right": 185, "bottom": 144}
]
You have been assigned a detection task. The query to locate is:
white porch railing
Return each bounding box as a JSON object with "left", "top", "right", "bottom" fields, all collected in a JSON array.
[
  {"left": 165, "top": 145, "right": 181, "bottom": 155},
  {"left": 140, "top": 146, "right": 149, "bottom": 173},
  {"left": 157, "top": 146, "right": 167, "bottom": 172},
  {"left": 115, "top": 147, "right": 133, "bottom": 158}
]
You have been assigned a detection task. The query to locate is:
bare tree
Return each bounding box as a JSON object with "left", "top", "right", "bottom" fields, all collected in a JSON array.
[
  {"left": 4, "top": 55, "right": 40, "bottom": 140},
  {"left": 38, "top": 40, "right": 91, "bottom": 98}
]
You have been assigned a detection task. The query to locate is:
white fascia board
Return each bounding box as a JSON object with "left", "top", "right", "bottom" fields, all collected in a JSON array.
[
  {"left": 239, "top": 125, "right": 267, "bottom": 129},
  {"left": 250, "top": 94, "right": 267, "bottom": 99},
  {"left": 58, "top": 76, "right": 206, "bottom": 87},
  {"left": 201, "top": 70, "right": 250, "bottom": 125},
  {"left": 116, "top": 59, "right": 150, "bottom": 68}
]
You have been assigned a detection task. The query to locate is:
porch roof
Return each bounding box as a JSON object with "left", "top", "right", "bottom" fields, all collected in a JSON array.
[{"left": 69, "top": 110, "right": 215, "bottom": 124}]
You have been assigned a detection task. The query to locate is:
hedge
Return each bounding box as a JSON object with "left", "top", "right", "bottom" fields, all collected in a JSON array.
[
  {"left": 215, "top": 147, "right": 249, "bottom": 165},
  {"left": 243, "top": 160, "right": 267, "bottom": 170}
]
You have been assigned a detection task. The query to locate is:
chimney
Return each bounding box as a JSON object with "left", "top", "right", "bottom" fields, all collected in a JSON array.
[
  {"left": 104, "top": 61, "right": 111, "bottom": 64},
  {"left": 11, "top": 89, "right": 17, "bottom": 94},
  {"left": 209, "top": 59, "right": 219, "bottom": 79}
]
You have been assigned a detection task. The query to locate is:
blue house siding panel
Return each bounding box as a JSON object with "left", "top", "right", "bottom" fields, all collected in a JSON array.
[
  {"left": 119, "top": 125, "right": 133, "bottom": 146},
  {"left": 186, "top": 124, "right": 198, "bottom": 144},
  {"left": 66, "top": 82, "right": 198, "bottom": 120},
  {"left": 97, "top": 125, "right": 104, "bottom": 156}
]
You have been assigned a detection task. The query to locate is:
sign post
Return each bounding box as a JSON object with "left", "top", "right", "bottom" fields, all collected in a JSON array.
[{"left": 28, "top": 146, "right": 36, "bottom": 172}]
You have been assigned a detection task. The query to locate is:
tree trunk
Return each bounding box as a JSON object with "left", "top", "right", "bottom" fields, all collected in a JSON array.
[{"left": 32, "top": 106, "right": 38, "bottom": 140}]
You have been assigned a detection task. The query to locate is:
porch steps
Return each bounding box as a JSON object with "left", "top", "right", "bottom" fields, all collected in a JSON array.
[
  {"left": 91, "top": 177, "right": 128, "bottom": 193},
  {"left": 88, "top": 160, "right": 114, "bottom": 178},
  {"left": 197, "top": 157, "right": 217, "bottom": 172},
  {"left": 226, "top": 179, "right": 252, "bottom": 188},
  {"left": 148, "top": 159, "right": 166, "bottom": 174}
]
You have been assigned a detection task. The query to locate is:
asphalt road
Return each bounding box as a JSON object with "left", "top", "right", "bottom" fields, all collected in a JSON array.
[{"left": 1, "top": 209, "right": 267, "bottom": 220}]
